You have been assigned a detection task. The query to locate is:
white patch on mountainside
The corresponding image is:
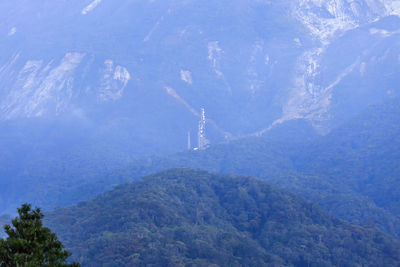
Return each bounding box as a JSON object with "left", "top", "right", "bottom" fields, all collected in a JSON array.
[
  {"left": 265, "top": 55, "right": 270, "bottom": 65},
  {"left": 281, "top": 48, "right": 325, "bottom": 122},
  {"left": 143, "top": 15, "right": 164, "bottom": 42},
  {"left": 180, "top": 70, "right": 192, "bottom": 85},
  {"left": 370, "top": 28, "right": 400, "bottom": 37},
  {"left": 293, "top": 0, "right": 398, "bottom": 44},
  {"left": 0, "top": 53, "right": 85, "bottom": 120},
  {"left": 247, "top": 41, "right": 265, "bottom": 95},
  {"left": 384, "top": 1, "right": 400, "bottom": 16},
  {"left": 207, "top": 41, "right": 232, "bottom": 94},
  {"left": 281, "top": 55, "right": 360, "bottom": 130},
  {"left": 165, "top": 86, "right": 199, "bottom": 116},
  {"left": 360, "top": 62, "right": 366, "bottom": 75},
  {"left": 82, "top": 0, "right": 102, "bottom": 15},
  {"left": 370, "top": 28, "right": 391, "bottom": 37},
  {"left": 8, "top": 27, "right": 16, "bottom": 36},
  {"left": 208, "top": 41, "right": 223, "bottom": 77},
  {"left": 98, "top": 60, "right": 131, "bottom": 101},
  {"left": 275, "top": 0, "right": 400, "bottom": 132},
  {"left": 0, "top": 53, "right": 20, "bottom": 83}
]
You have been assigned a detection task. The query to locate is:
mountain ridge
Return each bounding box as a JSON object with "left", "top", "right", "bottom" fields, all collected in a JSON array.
[{"left": 45, "top": 168, "right": 400, "bottom": 266}]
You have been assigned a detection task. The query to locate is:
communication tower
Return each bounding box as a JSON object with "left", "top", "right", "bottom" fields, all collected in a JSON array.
[{"left": 197, "top": 108, "right": 210, "bottom": 150}]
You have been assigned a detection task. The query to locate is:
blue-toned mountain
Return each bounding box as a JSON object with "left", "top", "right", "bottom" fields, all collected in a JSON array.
[
  {"left": 1, "top": 0, "right": 400, "bottom": 220},
  {"left": 1, "top": 0, "right": 400, "bottom": 150}
]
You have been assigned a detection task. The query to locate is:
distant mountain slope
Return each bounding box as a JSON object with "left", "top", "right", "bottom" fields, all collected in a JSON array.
[
  {"left": 2, "top": 98, "right": 400, "bottom": 241},
  {"left": 293, "top": 96, "right": 400, "bottom": 217},
  {"left": 93, "top": 97, "right": 400, "bottom": 239},
  {"left": 46, "top": 169, "right": 400, "bottom": 267},
  {"left": 1, "top": 0, "right": 399, "bottom": 132},
  {"left": 0, "top": 0, "right": 399, "bottom": 160},
  {"left": 1, "top": 0, "right": 400, "bottom": 219}
]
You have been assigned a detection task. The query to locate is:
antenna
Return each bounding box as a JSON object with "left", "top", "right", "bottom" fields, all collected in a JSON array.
[{"left": 197, "top": 108, "right": 210, "bottom": 150}]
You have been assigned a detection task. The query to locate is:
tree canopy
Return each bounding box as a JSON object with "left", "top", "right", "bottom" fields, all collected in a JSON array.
[
  {"left": 0, "top": 204, "right": 79, "bottom": 267},
  {"left": 47, "top": 169, "right": 400, "bottom": 266}
]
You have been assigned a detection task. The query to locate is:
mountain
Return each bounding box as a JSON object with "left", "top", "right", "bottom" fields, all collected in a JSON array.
[
  {"left": 45, "top": 169, "right": 400, "bottom": 267},
  {"left": 71, "top": 97, "right": 400, "bottom": 240},
  {"left": 1, "top": 0, "right": 400, "bottom": 238},
  {"left": 2, "top": 97, "right": 400, "bottom": 242},
  {"left": 0, "top": 0, "right": 399, "bottom": 164},
  {"left": 291, "top": 96, "right": 400, "bottom": 219}
]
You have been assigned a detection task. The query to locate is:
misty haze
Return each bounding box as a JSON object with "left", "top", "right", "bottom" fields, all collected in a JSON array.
[{"left": 0, "top": 0, "right": 400, "bottom": 266}]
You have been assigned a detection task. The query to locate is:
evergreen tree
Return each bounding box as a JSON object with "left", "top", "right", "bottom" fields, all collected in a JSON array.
[{"left": 0, "top": 204, "right": 79, "bottom": 267}]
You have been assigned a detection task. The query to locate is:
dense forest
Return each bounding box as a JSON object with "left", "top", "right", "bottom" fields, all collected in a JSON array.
[{"left": 46, "top": 169, "right": 400, "bottom": 266}]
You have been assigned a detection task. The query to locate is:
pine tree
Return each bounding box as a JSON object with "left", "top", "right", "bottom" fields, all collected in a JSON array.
[{"left": 0, "top": 204, "right": 79, "bottom": 267}]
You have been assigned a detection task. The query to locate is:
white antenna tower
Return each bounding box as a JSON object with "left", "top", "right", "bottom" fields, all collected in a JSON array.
[{"left": 197, "top": 108, "right": 209, "bottom": 150}]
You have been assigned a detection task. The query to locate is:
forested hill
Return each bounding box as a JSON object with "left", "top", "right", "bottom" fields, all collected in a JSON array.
[
  {"left": 100, "top": 97, "right": 400, "bottom": 239},
  {"left": 46, "top": 169, "right": 400, "bottom": 267}
]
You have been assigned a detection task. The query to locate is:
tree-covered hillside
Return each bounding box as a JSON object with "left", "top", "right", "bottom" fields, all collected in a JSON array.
[
  {"left": 46, "top": 169, "right": 400, "bottom": 267},
  {"left": 99, "top": 97, "right": 400, "bottom": 239},
  {"left": 296, "top": 96, "right": 400, "bottom": 217}
]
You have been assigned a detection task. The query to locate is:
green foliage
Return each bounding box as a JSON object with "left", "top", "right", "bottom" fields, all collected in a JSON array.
[
  {"left": 0, "top": 215, "right": 10, "bottom": 239},
  {"left": 0, "top": 204, "right": 79, "bottom": 267},
  {"left": 46, "top": 169, "right": 400, "bottom": 266}
]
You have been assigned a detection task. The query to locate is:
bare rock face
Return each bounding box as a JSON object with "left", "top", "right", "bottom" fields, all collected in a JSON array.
[{"left": 1, "top": 0, "right": 399, "bottom": 140}]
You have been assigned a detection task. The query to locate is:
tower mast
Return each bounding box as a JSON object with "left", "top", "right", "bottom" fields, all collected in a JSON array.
[{"left": 197, "top": 108, "right": 209, "bottom": 150}]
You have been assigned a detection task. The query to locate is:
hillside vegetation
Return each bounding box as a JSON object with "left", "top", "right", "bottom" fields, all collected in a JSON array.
[{"left": 46, "top": 169, "right": 400, "bottom": 267}]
